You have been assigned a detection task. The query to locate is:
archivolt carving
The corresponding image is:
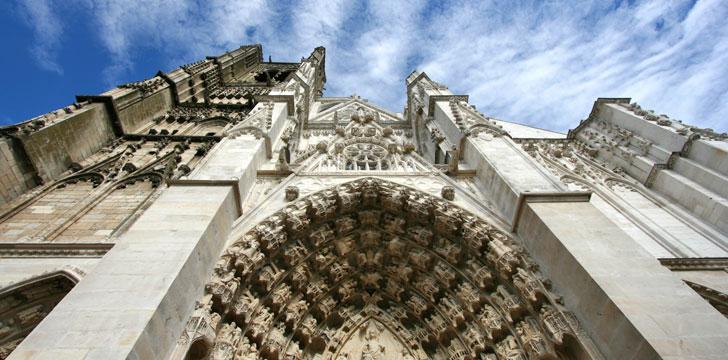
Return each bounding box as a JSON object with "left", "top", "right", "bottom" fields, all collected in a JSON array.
[
  {"left": 177, "top": 178, "right": 601, "bottom": 360},
  {"left": 0, "top": 269, "right": 80, "bottom": 358}
]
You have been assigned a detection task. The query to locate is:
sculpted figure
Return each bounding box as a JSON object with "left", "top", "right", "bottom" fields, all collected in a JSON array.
[
  {"left": 234, "top": 336, "right": 258, "bottom": 360},
  {"left": 406, "top": 294, "right": 428, "bottom": 317},
  {"left": 408, "top": 248, "right": 432, "bottom": 270},
  {"left": 290, "top": 263, "right": 311, "bottom": 290},
  {"left": 386, "top": 237, "right": 407, "bottom": 257},
  {"left": 338, "top": 278, "right": 358, "bottom": 302},
  {"left": 248, "top": 307, "right": 274, "bottom": 343},
  {"left": 206, "top": 269, "right": 240, "bottom": 308},
  {"left": 381, "top": 214, "right": 406, "bottom": 235},
  {"left": 513, "top": 267, "right": 544, "bottom": 306},
  {"left": 387, "top": 262, "right": 413, "bottom": 282},
  {"left": 285, "top": 205, "right": 310, "bottom": 234},
  {"left": 284, "top": 299, "right": 308, "bottom": 327},
  {"left": 359, "top": 230, "right": 381, "bottom": 248},
  {"left": 360, "top": 343, "right": 385, "bottom": 360},
  {"left": 232, "top": 289, "right": 259, "bottom": 325},
  {"left": 358, "top": 209, "right": 381, "bottom": 226},
  {"left": 516, "top": 318, "right": 554, "bottom": 359},
  {"left": 277, "top": 146, "right": 291, "bottom": 171},
  {"left": 401, "top": 349, "right": 415, "bottom": 360},
  {"left": 465, "top": 259, "right": 495, "bottom": 290},
  {"left": 269, "top": 284, "right": 292, "bottom": 312},
  {"left": 407, "top": 225, "right": 433, "bottom": 246},
  {"left": 309, "top": 224, "right": 334, "bottom": 247},
  {"left": 234, "top": 246, "right": 265, "bottom": 278},
  {"left": 416, "top": 276, "right": 440, "bottom": 302},
  {"left": 255, "top": 266, "right": 282, "bottom": 292},
  {"left": 283, "top": 242, "right": 307, "bottom": 267},
  {"left": 456, "top": 281, "right": 483, "bottom": 313},
  {"left": 433, "top": 261, "right": 457, "bottom": 288},
  {"left": 335, "top": 215, "right": 359, "bottom": 235},
  {"left": 285, "top": 186, "right": 299, "bottom": 201},
  {"left": 441, "top": 185, "right": 455, "bottom": 200},
  {"left": 486, "top": 239, "right": 520, "bottom": 276},
  {"left": 479, "top": 304, "right": 507, "bottom": 341},
  {"left": 212, "top": 322, "right": 242, "bottom": 360},
  {"left": 494, "top": 335, "right": 526, "bottom": 360},
  {"left": 491, "top": 285, "right": 525, "bottom": 323},
  {"left": 447, "top": 145, "right": 459, "bottom": 173}
]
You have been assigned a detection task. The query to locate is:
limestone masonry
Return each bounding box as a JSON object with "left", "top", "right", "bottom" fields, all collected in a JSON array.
[{"left": 1, "top": 45, "right": 727, "bottom": 360}]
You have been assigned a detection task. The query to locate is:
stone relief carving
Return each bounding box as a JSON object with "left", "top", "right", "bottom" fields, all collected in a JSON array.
[{"left": 178, "top": 178, "right": 603, "bottom": 360}]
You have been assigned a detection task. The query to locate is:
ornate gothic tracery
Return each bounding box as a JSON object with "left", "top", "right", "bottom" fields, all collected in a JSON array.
[
  {"left": 176, "top": 178, "right": 602, "bottom": 360},
  {"left": 305, "top": 112, "right": 428, "bottom": 173}
]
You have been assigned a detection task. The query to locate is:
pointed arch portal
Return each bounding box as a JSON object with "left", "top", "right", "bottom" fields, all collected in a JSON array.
[{"left": 177, "top": 178, "right": 602, "bottom": 360}]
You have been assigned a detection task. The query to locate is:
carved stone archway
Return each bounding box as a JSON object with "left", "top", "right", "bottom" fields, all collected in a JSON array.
[
  {"left": 176, "top": 178, "right": 603, "bottom": 360},
  {"left": 0, "top": 269, "right": 81, "bottom": 358}
]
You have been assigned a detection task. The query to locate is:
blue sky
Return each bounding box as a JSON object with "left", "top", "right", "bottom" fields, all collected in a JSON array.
[{"left": 2, "top": 0, "right": 727, "bottom": 134}]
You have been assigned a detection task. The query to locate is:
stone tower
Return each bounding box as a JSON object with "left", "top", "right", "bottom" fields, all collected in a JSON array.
[{"left": 1, "top": 45, "right": 727, "bottom": 359}]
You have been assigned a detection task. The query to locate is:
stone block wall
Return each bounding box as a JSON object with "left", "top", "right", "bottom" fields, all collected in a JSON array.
[
  {"left": 0, "top": 180, "right": 98, "bottom": 242},
  {"left": 0, "top": 138, "right": 37, "bottom": 206},
  {"left": 53, "top": 179, "right": 157, "bottom": 243},
  {"left": 22, "top": 103, "right": 115, "bottom": 183},
  {"left": 112, "top": 87, "right": 175, "bottom": 134}
]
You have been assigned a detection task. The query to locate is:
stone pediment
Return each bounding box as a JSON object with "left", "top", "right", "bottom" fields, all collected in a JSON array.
[{"left": 311, "top": 98, "right": 404, "bottom": 124}]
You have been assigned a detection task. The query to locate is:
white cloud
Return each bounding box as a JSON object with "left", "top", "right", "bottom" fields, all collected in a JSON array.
[
  {"left": 20, "top": 0, "right": 728, "bottom": 133},
  {"left": 18, "top": 0, "right": 64, "bottom": 75}
]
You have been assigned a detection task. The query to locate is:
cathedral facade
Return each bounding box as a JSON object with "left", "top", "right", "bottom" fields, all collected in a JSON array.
[{"left": 0, "top": 45, "right": 727, "bottom": 359}]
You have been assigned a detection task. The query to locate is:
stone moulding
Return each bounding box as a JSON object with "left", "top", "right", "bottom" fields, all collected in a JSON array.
[
  {"left": 658, "top": 257, "right": 728, "bottom": 271},
  {"left": 0, "top": 243, "right": 113, "bottom": 258},
  {"left": 683, "top": 280, "right": 728, "bottom": 318}
]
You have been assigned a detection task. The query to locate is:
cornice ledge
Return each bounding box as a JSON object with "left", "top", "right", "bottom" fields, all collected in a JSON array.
[
  {"left": 254, "top": 94, "right": 295, "bottom": 116},
  {"left": 567, "top": 98, "right": 631, "bottom": 140},
  {"left": 0, "top": 242, "right": 114, "bottom": 258},
  {"left": 659, "top": 257, "right": 728, "bottom": 271},
  {"left": 428, "top": 95, "right": 469, "bottom": 118},
  {"left": 512, "top": 190, "right": 592, "bottom": 231}
]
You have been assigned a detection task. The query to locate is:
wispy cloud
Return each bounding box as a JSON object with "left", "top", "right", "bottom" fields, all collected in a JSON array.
[
  {"left": 16, "top": 0, "right": 728, "bottom": 133},
  {"left": 18, "top": 0, "right": 64, "bottom": 75}
]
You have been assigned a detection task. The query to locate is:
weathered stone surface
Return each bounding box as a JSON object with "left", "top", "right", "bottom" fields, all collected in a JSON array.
[{"left": 1, "top": 45, "right": 727, "bottom": 360}]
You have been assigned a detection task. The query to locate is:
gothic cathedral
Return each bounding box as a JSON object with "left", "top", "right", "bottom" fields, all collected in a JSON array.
[{"left": 1, "top": 45, "right": 727, "bottom": 360}]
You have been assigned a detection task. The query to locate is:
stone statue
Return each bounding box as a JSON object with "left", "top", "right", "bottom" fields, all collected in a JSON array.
[{"left": 447, "top": 145, "right": 459, "bottom": 173}]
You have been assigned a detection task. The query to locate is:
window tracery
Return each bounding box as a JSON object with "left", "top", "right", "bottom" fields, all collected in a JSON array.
[{"left": 305, "top": 112, "right": 430, "bottom": 173}]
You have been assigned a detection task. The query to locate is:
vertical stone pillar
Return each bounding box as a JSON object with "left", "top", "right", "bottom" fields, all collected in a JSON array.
[
  {"left": 10, "top": 136, "right": 268, "bottom": 359},
  {"left": 463, "top": 136, "right": 566, "bottom": 225},
  {"left": 9, "top": 185, "right": 238, "bottom": 359},
  {"left": 517, "top": 201, "right": 728, "bottom": 359}
]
